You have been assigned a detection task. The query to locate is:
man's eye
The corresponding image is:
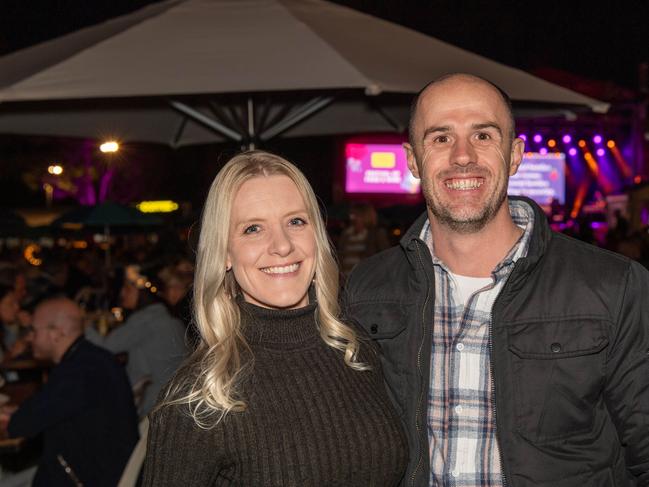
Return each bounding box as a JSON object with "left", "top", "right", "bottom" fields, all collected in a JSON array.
[
  {"left": 476, "top": 132, "right": 491, "bottom": 141},
  {"left": 289, "top": 217, "right": 307, "bottom": 226},
  {"left": 243, "top": 224, "right": 260, "bottom": 234},
  {"left": 434, "top": 135, "right": 450, "bottom": 143}
]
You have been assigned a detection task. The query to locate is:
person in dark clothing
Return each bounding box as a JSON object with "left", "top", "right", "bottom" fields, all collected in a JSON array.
[
  {"left": 143, "top": 151, "right": 407, "bottom": 486},
  {"left": 2, "top": 297, "right": 138, "bottom": 487},
  {"left": 344, "top": 74, "right": 649, "bottom": 486}
]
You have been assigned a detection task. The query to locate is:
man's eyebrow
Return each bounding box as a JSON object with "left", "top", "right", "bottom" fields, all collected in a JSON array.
[
  {"left": 472, "top": 122, "right": 503, "bottom": 137},
  {"left": 422, "top": 126, "right": 451, "bottom": 139}
]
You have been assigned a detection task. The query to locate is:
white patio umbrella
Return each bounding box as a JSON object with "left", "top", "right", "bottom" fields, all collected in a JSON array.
[{"left": 0, "top": 0, "right": 608, "bottom": 147}]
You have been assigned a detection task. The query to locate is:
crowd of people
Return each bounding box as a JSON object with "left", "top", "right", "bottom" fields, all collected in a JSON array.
[{"left": 0, "top": 73, "right": 647, "bottom": 486}]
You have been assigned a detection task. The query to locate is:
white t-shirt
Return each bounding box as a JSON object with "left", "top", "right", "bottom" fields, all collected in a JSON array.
[{"left": 449, "top": 272, "right": 492, "bottom": 308}]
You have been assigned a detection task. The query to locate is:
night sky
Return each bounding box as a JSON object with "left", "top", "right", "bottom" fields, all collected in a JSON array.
[{"left": 0, "top": 0, "right": 647, "bottom": 90}]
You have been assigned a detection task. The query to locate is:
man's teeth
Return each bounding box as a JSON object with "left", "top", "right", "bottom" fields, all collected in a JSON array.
[
  {"left": 446, "top": 178, "right": 483, "bottom": 190},
  {"left": 261, "top": 263, "right": 300, "bottom": 274}
]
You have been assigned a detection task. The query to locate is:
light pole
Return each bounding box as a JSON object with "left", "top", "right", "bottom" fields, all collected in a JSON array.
[
  {"left": 44, "top": 163, "right": 64, "bottom": 208},
  {"left": 99, "top": 140, "right": 119, "bottom": 202}
]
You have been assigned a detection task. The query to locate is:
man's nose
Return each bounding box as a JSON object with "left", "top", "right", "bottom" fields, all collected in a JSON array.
[{"left": 451, "top": 137, "right": 477, "bottom": 166}]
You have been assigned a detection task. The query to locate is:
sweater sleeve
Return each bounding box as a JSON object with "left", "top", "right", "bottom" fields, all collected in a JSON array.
[
  {"left": 85, "top": 317, "right": 145, "bottom": 354},
  {"left": 141, "top": 402, "right": 224, "bottom": 486}
]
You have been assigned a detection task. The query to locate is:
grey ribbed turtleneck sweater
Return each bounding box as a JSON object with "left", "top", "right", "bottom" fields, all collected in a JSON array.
[{"left": 142, "top": 301, "right": 408, "bottom": 486}]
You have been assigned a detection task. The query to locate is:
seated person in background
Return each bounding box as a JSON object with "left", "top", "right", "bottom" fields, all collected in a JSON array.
[
  {"left": 337, "top": 202, "right": 390, "bottom": 278},
  {"left": 2, "top": 297, "right": 138, "bottom": 487},
  {"left": 0, "top": 284, "right": 31, "bottom": 366},
  {"left": 158, "top": 264, "right": 192, "bottom": 322},
  {"left": 158, "top": 263, "right": 197, "bottom": 346},
  {"left": 86, "top": 265, "right": 188, "bottom": 416}
]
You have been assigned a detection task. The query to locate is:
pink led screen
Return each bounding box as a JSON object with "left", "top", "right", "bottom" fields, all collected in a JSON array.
[{"left": 345, "top": 143, "right": 420, "bottom": 194}]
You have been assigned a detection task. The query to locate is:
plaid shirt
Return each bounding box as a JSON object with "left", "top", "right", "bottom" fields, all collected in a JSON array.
[{"left": 421, "top": 200, "right": 534, "bottom": 487}]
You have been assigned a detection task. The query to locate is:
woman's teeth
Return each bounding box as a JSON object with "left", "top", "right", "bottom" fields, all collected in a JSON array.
[{"left": 261, "top": 263, "right": 300, "bottom": 274}]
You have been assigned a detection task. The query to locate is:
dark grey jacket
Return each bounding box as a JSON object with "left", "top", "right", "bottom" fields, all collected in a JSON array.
[{"left": 343, "top": 197, "right": 649, "bottom": 487}]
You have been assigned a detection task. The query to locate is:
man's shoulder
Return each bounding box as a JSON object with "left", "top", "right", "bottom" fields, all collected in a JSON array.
[
  {"left": 549, "top": 231, "right": 635, "bottom": 274},
  {"left": 347, "top": 244, "right": 410, "bottom": 289},
  {"left": 67, "top": 339, "right": 126, "bottom": 376},
  {"left": 344, "top": 242, "right": 425, "bottom": 312}
]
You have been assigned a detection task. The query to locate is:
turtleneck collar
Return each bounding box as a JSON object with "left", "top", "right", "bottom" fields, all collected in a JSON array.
[{"left": 237, "top": 298, "right": 319, "bottom": 348}]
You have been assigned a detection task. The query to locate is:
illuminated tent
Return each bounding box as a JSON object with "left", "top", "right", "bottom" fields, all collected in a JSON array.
[{"left": 0, "top": 0, "right": 608, "bottom": 147}]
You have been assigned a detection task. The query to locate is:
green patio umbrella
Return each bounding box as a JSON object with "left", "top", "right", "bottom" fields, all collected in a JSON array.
[{"left": 52, "top": 202, "right": 163, "bottom": 267}]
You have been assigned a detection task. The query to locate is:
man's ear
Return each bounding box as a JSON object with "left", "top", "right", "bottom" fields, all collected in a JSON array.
[
  {"left": 403, "top": 143, "right": 421, "bottom": 179},
  {"left": 509, "top": 137, "right": 525, "bottom": 176}
]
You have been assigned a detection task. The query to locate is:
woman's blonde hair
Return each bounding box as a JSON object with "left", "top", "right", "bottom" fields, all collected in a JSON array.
[{"left": 162, "top": 151, "right": 367, "bottom": 427}]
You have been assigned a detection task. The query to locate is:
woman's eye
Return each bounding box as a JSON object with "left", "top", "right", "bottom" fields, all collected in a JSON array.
[
  {"left": 243, "top": 224, "right": 260, "bottom": 234},
  {"left": 289, "top": 217, "right": 307, "bottom": 226}
]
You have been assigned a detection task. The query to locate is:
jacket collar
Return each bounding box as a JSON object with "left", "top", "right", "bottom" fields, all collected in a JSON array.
[
  {"left": 59, "top": 335, "right": 85, "bottom": 364},
  {"left": 399, "top": 196, "right": 551, "bottom": 272}
]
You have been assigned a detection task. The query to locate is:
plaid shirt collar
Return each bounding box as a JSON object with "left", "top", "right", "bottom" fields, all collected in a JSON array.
[{"left": 419, "top": 199, "right": 535, "bottom": 275}]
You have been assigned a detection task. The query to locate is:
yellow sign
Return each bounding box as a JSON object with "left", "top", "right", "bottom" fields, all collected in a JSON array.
[
  {"left": 136, "top": 200, "right": 179, "bottom": 213},
  {"left": 370, "top": 152, "right": 396, "bottom": 169}
]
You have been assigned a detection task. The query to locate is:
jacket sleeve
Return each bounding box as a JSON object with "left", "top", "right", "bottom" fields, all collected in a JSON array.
[
  {"left": 141, "top": 403, "right": 223, "bottom": 486},
  {"left": 8, "top": 368, "right": 87, "bottom": 438},
  {"left": 604, "top": 261, "right": 649, "bottom": 485}
]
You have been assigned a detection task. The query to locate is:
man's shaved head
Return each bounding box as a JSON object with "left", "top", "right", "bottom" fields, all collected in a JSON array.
[
  {"left": 408, "top": 73, "right": 516, "bottom": 146},
  {"left": 31, "top": 297, "right": 83, "bottom": 362},
  {"left": 35, "top": 297, "right": 83, "bottom": 337}
]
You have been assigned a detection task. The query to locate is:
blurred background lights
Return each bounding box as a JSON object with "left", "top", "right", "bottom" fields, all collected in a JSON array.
[
  {"left": 592, "top": 135, "right": 603, "bottom": 144},
  {"left": 518, "top": 134, "right": 527, "bottom": 141},
  {"left": 607, "top": 140, "right": 616, "bottom": 148},
  {"left": 568, "top": 148, "right": 578, "bottom": 156},
  {"left": 539, "top": 147, "right": 548, "bottom": 155},
  {"left": 100, "top": 141, "right": 120, "bottom": 153},
  {"left": 596, "top": 148, "right": 605, "bottom": 157},
  {"left": 533, "top": 134, "right": 543, "bottom": 143},
  {"left": 562, "top": 135, "right": 572, "bottom": 144},
  {"left": 578, "top": 140, "right": 587, "bottom": 148},
  {"left": 547, "top": 139, "right": 556, "bottom": 148},
  {"left": 47, "top": 164, "right": 63, "bottom": 175}
]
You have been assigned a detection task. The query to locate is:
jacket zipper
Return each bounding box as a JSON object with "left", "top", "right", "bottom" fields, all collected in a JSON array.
[
  {"left": 489, "top": 273, "right": 515, "bottom": 487},
  {"left": 409, "top": 243, "right": 432, "bottom": 487}
]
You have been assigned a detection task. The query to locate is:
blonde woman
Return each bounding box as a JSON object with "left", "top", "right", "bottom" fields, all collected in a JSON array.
[{"left": 142, "top": 151, "right": 407, "bottom": 486}]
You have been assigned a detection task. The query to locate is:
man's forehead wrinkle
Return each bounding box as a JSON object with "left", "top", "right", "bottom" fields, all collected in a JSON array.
[{"left": 415, "top": 92, "right": 511, "bottom": 142}]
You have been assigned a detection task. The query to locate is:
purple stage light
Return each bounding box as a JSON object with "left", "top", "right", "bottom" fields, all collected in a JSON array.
[
  {"left": 593, "top": 135, "right": 603, "bottom": 144},
  {"left": 568, "top": 148, "right": 577, "bottom": 156},
  {"left": 539, "top": 148, "right": 548, "bottom": 155},
  {"left": 596, "top": 148, "right": 605, "bottom": 157},
  {"left": 562, "top": 135, "right": 572, "bottom": 144},
  {"left": 533, "top": 134, "right": 543, "bottom": 144},
  {"left": 518, "top": 134, "right": 527, "bottom": 141}
]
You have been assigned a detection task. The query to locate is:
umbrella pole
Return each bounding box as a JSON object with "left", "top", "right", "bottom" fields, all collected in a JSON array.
[
  {"left": 247, "top": 96, "right": 256, "bottom": 150},
  {"left": 104, "top": 223, "right": 111, "bottom": 269},
  {"left": 103, "top": 224, "right": 111, "bottom": 309}
]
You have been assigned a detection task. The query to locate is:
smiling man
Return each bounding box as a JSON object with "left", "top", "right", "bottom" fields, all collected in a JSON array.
[{"left": 344, "top": 73, "right": 649, "bottom": 486}]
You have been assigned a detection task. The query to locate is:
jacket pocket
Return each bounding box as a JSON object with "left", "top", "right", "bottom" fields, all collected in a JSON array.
[
  {"left": 348, "top": 302, "right": 409, "bottom": 412},
  {"left": 519, "top": 467, "right": 616, "bottom": 487},
  {"left": 507, "top": 318, "right": 609, "bottom": 443}
]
